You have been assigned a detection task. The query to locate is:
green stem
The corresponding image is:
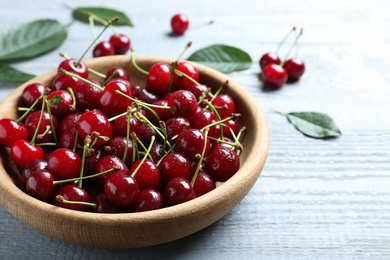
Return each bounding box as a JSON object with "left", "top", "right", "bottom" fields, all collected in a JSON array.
[
  {"left": 59, "top": 69, "right": 104, "bottom": 91},
  {"left": 275, "top": 27, "right": 296, "bottom": 54},
  {"left": 72, "top": 131, "right": 79, "bottom": 152},
  {"left": 131, "top": 136, "right": 155, "bottom": 178},
  {"left": 56, "top": 196, "right": 96, "bottom": 208},
  {"left": 30, "top": 95, "right": 47, "bottom": 145},
  {"left": 16, "top": 96, "right": 43, "bottom": 123},
  {"left": 136, "top": 139, "right": 154, "bottom": 162},
  {"left": 78, "top": 142, "right": 90, "bottom": 188},
  {"left": 270, "top": 108, "right": 287, "bottom": 116},
  {"left": 36, "top": 142, "right": 57, "bottom": 146},
  {"left": 54, "top": 167, "right": 119, "bottom": 185},
  {"left": 122, "top": 112, "right": 131, "bottom": 163},
  {"left": 103, "top": 71, "right": 118, "bottom": 86},
  {"left": 190, "top": 129, "right": 209, "bottom": 186},
  {"left": 281, "top": 28, "right": 303, "bottom": 66},
  {"left": 131, "top": 48, "right": 149, "bottom": 75},
  {"left": 200, "top": 114, "right": 240, "bottom": 132},
  {"left": 46, "top": 102, "right": 59, "bottom": 145},
  {"left": 114, "top": 90, "right": 175, "bottom": 110},
  {"left": 88, "top": 14, "right": 97, "bottom": 42}
]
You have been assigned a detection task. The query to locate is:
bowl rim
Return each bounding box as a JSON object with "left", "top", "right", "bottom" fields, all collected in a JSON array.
[{"left": 0, "top": 55, "right": 270, "bottom": 248}]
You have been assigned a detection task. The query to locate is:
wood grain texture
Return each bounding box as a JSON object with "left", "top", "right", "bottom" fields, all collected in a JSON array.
[{"left": 0, "top": 0, "right": 390, "bottom": 258}]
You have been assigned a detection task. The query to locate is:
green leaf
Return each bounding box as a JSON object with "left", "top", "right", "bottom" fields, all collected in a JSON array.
[
  {"left": 0, "top": 63, "right": 35, "bottom": 82},
  {"left": 73, "top": 7, "right": 133, "bottom": 26},
  {"left": 286, "top": 112, "right": 342, "bottom": 138},
  {"left": 47, "top": 95, "right": 62, "bottom": 106},
  {"left": 0, "top": 20, "right": 67, "bottom": 61},
  {"left": 187, "top": 44, "right": 252, "bottom": 73}
]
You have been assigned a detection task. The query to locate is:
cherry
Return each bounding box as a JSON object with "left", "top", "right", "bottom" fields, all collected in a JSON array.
[
  {"left": 173, "top": 62, "right": 199, "bottom": 90},
  {"left": 58, "top": 59, "right": 88, "bottom": 79},
  {"left": 165, "top": 117, "right": 191, "bottom": 143},
  {"left": 149, "top": 142, "right": 165, "bottom": 163},
  {"left": 146, "top": 63, "right": 171, "bottom": 95},
  {"left": 164, "top": 177, "right": 196, "bottom": 206},
  {"left": 283, "top": 58, "right": 305, "bottom": 81},
  {"left": 0, "top": 119, "right": 28, "bottom": 148},
  {"left": 192, "top": 171, "right": 215, "bottom": 197},
  {"left": 46, "top": 90, "right": 74, "bottom": 120},
  {"left": 25, "top": 111, "right": 59, "bottom": 143},
  {"left": 22, "top": 83, "right": 46, "bottom": 108},
  {"left": 221, "top": 116, "right": 240, "bottom": 139},
  {"left": 206, "top": 147, "right": 240, "bottom": 182},
  {"left": 10, "top": 140, "right": 44, "bottom": 167},
  {"left": 259, "top": 52, "right": 281, "bottom": 70},
  {"left": 21, "top": 159, "right": 48, "bottom": 187},
  {"left": 59, "top": 127, "right": 77, "bottom": 149},
  {"left": 168, "top": 90, "right": 198, "bottom": 119},
  {"left": 175, "top": 129, "right": 211, "bottom": 161},
  {"left": 146, "top": 99, "right": 176, "bottom": 125},
  {"left": 95, "top": 155, "right": 129, "bottom": 186},
  {"left": 186, "top": 84, "right": 208, "bottom": 99},
  {"left": 159, "top": 153, "right": 191, "bottom": 183},
  {"left": 171, "top": 14, "right": 189, "bottom": 35},
  {"left": 55, "top": 184, "right": 91, "bottom": 211},
  {"left": 190, "top": 108, "right": 220, "bottom": 139},
  {"left": 77, "top": 110, "right": 112, "bottom": 147},
  {"left": 133, "top": 189, "right": 164, "bottom": 212},
  {"left": 58, "top": 113, "right": 80, "bottom": 136},
  {"left": 77, "top": 147, "right": 103, "bottom": 176},
  {"left": 52, "top": 74, "right": 81, "bottom": 92},
  {"left": 134, "top": 85, "right": 160, "bottom": 104},
  {"left": 47, "top": 148, "right": 82, "bottom": 180},
  {"left": 109, "top": 34, "right": 131, "bottom": 55},
  {"left": 106, "top": 136, "right": 134, "bottom": 167},
  {"left": 26, "top": 170, "right": 55, "bottom": 202},
  {"left": 111, "top": 113, "right": 143, "bottom": 138},
  {"left": 104, "top": 172, "right": 139, "bottom": 207},
  {"left": 106, "top": 66, "right": 130, "bottom": 81},
  {"left": 211, "top": 94, "right": 236, "bottom": 117},
  {"left": 262, "top": 63, "right": 288, "bottom": 88},
  {"left": 92, "top": 193, "right": 118, "bottom": 213},
  {"left": 129, "top": 159, "right": 162, "bottom": 190},
  {"left": 140, "top": 123, "right": 159, "bottom": 146},
  {"left": 93, "top": 41, "right": 115, "bottom": 57},
  {"left": 98, "top": 79, "right": 134, "bottom": 117},
  {"left": 74, "top": 79, "right": 102, "bottom": 112}
]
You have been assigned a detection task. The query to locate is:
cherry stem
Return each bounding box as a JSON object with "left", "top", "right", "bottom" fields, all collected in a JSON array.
[
  {"left": 281, "top": 28, "right": 303, "bottom": 66},
  {"left": 204, "top": 101, "right": 223, "bottom": 139},
  {"left": 136, "top": 138, "right": 154, "bottom": 162},
  {"left": 78, "top": 139, "right": 91, "bottom": 188},
  {"left": 176, "top": 41, "right": 192, "bottom": 62},
  {"left": 60, "top": 52, "right": 106, "bottom": 79},
  {"left": 275, "top": 26, "right": 296, "bottom": 54},
  {"left": 295, "top": 28, "right": 303, "bottom": 58},
  {"left": 131, "top": 136, "right": 155, "bottom": 178},
  {"left": 131, "top": 48, "right": 149, "bottom": 75},
  {"left": 55, "top": 195, "right": 96, "bottom": 208},
  {"left": 102, "top": 71, "right": 118, "bottom": 86},
  {"left": 208, "top": 136, "right": 236, "bottom": 147},
  {"left": 114, "top": 90, "right": 175, "bottom": 111},
  {"left": 59, "top": 69, "right": 104, "bottom": 91},
  {"left": 36, "top": 142, "right": 57, "bottom": 146},
  {"left": 76, "top": 17, "right": 118, "bottom": 67},
  {"left": 122, "top": 110, "right": 132, "bottom": 163},
  {"left": 37, "top": 125, "right": 51, "bottom": 140},
  {"left": 197, "top": 87, "right": 215, "bottom": 105},
  {"left": 46, "top": 99, "right": 59, "bottom": 145},
  {"left": 30, "top": 95, "right": 47, "bottom": 145},
  {"left": 168, "top": 42, "right": 192, "bottom": 93},
  {"left": 88, "top": 13, "right": 97, "bottom": 43},
  {"left": 72, "top": 131, "right": 79, "bottom": 152},
  {"left": 200, "top": 113, "right": 240, "bottom": 132},
  {"left": 135, "top": 112, "right": 172, "bottom": 149},
  {"left": 16, "top": 96, "right": 43, "bottom": 123},
  {"left": 270, "top": 108, "right": 287, "bottom": 116},
  {"left": 53, "top": 166, "right": 120, "bottom": 186},
  {"left": 173, "top": 69, "right": 200, "bottom": 86},
  {"left": 18, "top": 107, "right": 36, "bottom": 112},
  {"left": 66, "top": 87, "right": 77, "bottom": 111},
  {"left": 131, "top": 132, "right": 138, "bottom": 164},
  {"left": 91, "top": 13, "right": 120, "bottom": 37},
  {"left": 190, "top": 128, "right": 209, "bottom": 186},
  {"left": 204, "top": 82, "right": 226, "bottom": 110},
  {"left": 159, "top": 121, "right": 168, "bottom": 155},
  {"left": 156, "top": 144, "right": 175, "bottom": 167}
]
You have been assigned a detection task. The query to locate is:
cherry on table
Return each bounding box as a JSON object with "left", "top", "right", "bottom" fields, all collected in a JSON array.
[
  {"left": 133, "top": 188, "right": 164, "bottom": 212},
  {"left": 259, "top": 52, "right": 281, "bottom": 70},
  {"left": 164, "top": 177, "right": 196, "bottom": 206},
  {"left": 171, "top": 14, "right": 189, "bottom": 35},
  {"left": 109, "top": 34, "right": 131, "bottom": 55},
  {"left": 0, "top": 119, "right": 28, "bottom": 148},
  {"left": 93, "top": 41, "right": 115, "bottom": 57},
  {"left": 262, "top": 63, "right": 288, "bottom": 88},
  {"left": 283, "top": 58, "right": 305, "bottom": 81}
]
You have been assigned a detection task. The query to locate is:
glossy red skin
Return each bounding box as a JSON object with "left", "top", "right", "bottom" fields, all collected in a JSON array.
[
  {"left": 93, "top": 41, "right": 115, "bottom": 57},
  {"left": 106, "top": 66, "right": 130, "bottom": 81},
  {"left": 74, "top": 79, "right": 102, "bottom": 112},
  {"left": 221, "top": 116, "right": 240, "bottom": 139},
  {"left": 58, "top": 59, "right": 89, "bottom": 79},
  {"left": 52, "top": 75, "right": 81, "bottom": 91},
  {"left": 21, "top": 159, "right": 48, "bottom": 187},
  {"left": 262, "top": 63, "right": 288, "bottom": 88},
  {"left": 47, "top": 148, "right": 82, "bottom": 180},
  {"left": 26, "top": 170, "right": 55, "bottom": 202},
  {"left": 190, "top": 108, "right": 220, "bottom": 139},
  {"left": 109, "top": 34, "right": 131, "bottom": 55},
  {"left": 165, "top": 117, "right": 191, "bottom": 143},
  {"left": 111, "top": 113, "right": 143, "bottom": 138},
  {"left": 92, "top": 193, "right": 118, "bottom": 213},
  {"left": 149, "top": 142, "right": 165, "bottom": 163},
  {"left": 104, "top": 173, "right": 139, "bottom": 207},
  {"left": 192, "top": 171, "right": 216, "bottom": 197},
  {"left": 175, "top": 129, "right": 211, "bottom": 161},
  {"left": 0, "top": 119, "right": 28, "bottom": 147},
  {"left": 206, "top": 147, "right": 240, "bottom": 182},
  {"left": 22, "top": 83, "right": 46, "bottom": 108},
  {"left": 134, "top": 85, "right": 160, "bottom": 104},
  {"left": 24, "top": 111, "right": 59, "bottom": 144},
  {"left": 98, "top": 80, "right": 134, "bottom": 117},
  {"left": 146, "top": 99, "right": 176, "bottom": 125},
  {"left": 211, "top": 94, "right": 236, "bottom": 117},
  {"left": 209, "top": 136, "right": 234, "bottom": 148},
  {"left": 186, "top": 84, "right": 207, "bottom": 99},
  {"left": 106, "top": 136, "right": 134, "bottom": 167},
  {"left": 283, "top": 58, "right": 305, "bottom": 80},
  {"left": 133, "top": 189, "right": 164, "bottom": 212},
  {"left": 47, "top": 90, "right": 74, "bottom": 120},
  {"left": 159, "top": 153, "right": 192, "bottom": 183},
  {"left": 58, "top": 113, "right": 80, "bottom": 136},
  {"left": 76, "top": 147, "right": 103, "bottom": 176},
  {"left": 59, "top": 127, "right": 77, "bottom": 149},
  {"left": 11, "top": 140, "right": 44, "bottom": 167},
  {"left": 146, "top": 63, "right": 171, "bottom": 95},
  {"left": 95, "top": 155, "right": 129, "bottom": 186},
  {"left": 259, "top": 52, "right": 281, "bottom": 70},
  {"left": 130, "top": 159, "right": 162, "bottom": 190},
  {"left": 171, "top": 14, "right": 189, "bottom": 35},
  {"left": 140, "top": 123, "right": 159, "bottom": 146},
  {"left": 77, "top": 110, "right": 112, "bottom": 147},
  {"left": 164, "top": 177, "right": 196, "bottom": 206},
  {"left": 173, "top": 62, "right": 199, "bottom": 90},
  {"left": 55, "top": 184, "right": 91, "bottom": 212},
  {"left": 168, "top": 90, "right": 198, "bottom": 119}
]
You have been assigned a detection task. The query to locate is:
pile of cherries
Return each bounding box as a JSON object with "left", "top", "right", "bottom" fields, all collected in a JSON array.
[
  {"left": 0, "top": 46, "right": 244, "bottom": 213},
  {"left": 260, "top": 27, "right": 305, "bottom": 88}
]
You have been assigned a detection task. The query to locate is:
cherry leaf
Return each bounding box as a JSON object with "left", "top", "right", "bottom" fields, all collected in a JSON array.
[
  {"left": 0, "top": 20, "right": 67, "bottom": 61},
  {"left": 187, "top": 44, "right": 252, "bottom": 73},
  {"left": 285, "top": 112, "right": 342, "bottom": 138},
  {"left": 73, "top": 7, "right": 133, "bottom": 26},
  {"left": 0, "top": 63, "right": 35, "bottom": 82},
  {"left": 47, "top": 95, "right": 62, "bottom": 106}
]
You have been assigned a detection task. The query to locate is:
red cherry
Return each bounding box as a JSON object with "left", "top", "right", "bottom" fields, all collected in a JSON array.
[
  {"left": 59, "top": 127, "right": 77, "bottom": 149},
  {"left": 0, "top": 119, "right": 28, "bottom": 147},
  {"left": 95, "top": 155, "right": 129, "bottom": 186},
  {"left": 109, "top": 34, "right": 131, "bottom": 55},
  {"left": 168, "top": 90, "right": 198, "bottom": 119},
  {"left": 206, "top": 147, "right": 240, "bottom": 182},
  {"left": 46, "top": 90, "right": 74, "bottom": 120},
  {"left": 77, "top": 110, "right": 112, "bottom": 147},
  {"left": 175, "top": 129, "right": 211, "bottom": 161},
  {"left": 259, "top": 52, "right": 281, "bottom": 70},
  {"left": 262, "top": 63, "right": 288, "bottom": 88},
  {"left": 58, "top": 59, "right": 88, "bottom": 79},
  {"left": 159, "top": 153, "right": 192, "bottom": 183},
  {"left": 106, "top": 136, "right": 134, "bottom": 167},
  {"left": 93, "top": 41, "right": 115, "bottom": 57},
  {"left": 55, "top": 184, "right": 91, "bottom": 212},
  {"left": 146, "top": 99, "right": 176, "bottom": 125},
  {"left": 133, "top": 189, "right": 164, "bottom": 212},
  {"left": 283, "top": 58, "right": 305, "bottom": 80},
  {"left": 190, "top": 108, "right": 220, "bottom": 138},
  {"left": 25, "top": 111, "right": 59, "bottom": 143},
  {"left": 134, "top": 85, "right": 160, "bottom": 104},
  {"left": 192, "top": 171, "right": 216, "bottom": 197},
  {"left": 104, "top": 172, "right": 139, "bottom": 207},
  {"left": 26, "top": 170, "right": 55, "bottom": 202},
  {"left": 165, "top": 117, "right": 191, "bottom": 143},
  {"left": 76, "top": 147, "right": 103, "bottom": 176},
  {"left": 47, "top": 148, "right": 82, "bottom": 180},
  {"left": 21, "top": 158, "right": 48, "bottom": 187},
  {"left": 164, "top": 177, "right": 196, "bottom": 206},
  {"left": 111, "top": 113, "right": 143, "bottom": 138},
  {"left": 98, "top": 79, "right": 134, "bottom": 117},
  {"left": 186, "top": 84, "right": 207, "bottom": 99},
  {"left": 146, "top": 63, "right": 171, "bottom": 95},
  {"left": 52, "top": 74, "right": 81, "bottom": 91},
  {"left": 221, "top": 116, "right": 239, "bottom": 139},
  {"left": 10, "top": 140, "right": 44, "bottom": 167},
  {"left": 58, "top": 113, "right": 80, "bottom": 136},
  {"left": 129, "top": 159, "right": 162, "bottom": 190},
  {"left": 173, "top": 62, "right": 199, "bottom": 90},
  {"left": 149, "top": 142, "right": 166, "bottom": 163},
  {"left": 171, "top": 14, "right": 189, "bottom": 35},
  {"left": 22, "top": 83, "right": 46, "bottom": 108},
  {"left": 92, "top": 193, "right": 118, "bottom": 213},
  {"left": 74, "top": 79, "right": 102, "bottom": 112},
  {"left": 211, "top": 94, "right": 236, "bottom": 117},
  {"left": 106, "top": 66, "right": 130, "bottom": 81}
]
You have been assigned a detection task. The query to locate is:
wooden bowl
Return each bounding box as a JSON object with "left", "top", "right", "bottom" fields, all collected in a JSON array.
[{"left": 0, "top": 55, "right": 269, "bottom": 248}]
